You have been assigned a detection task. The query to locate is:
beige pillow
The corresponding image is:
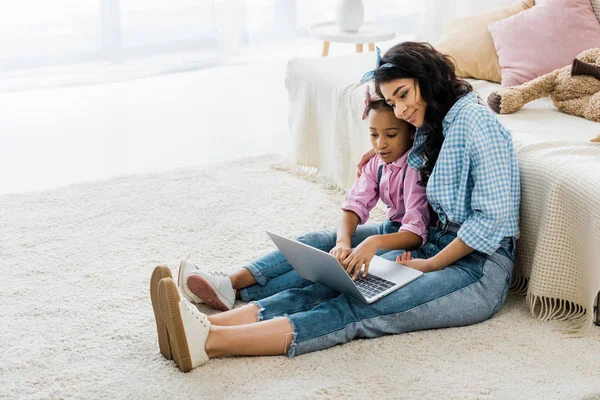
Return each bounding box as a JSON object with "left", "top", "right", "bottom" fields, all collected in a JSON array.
[{"left": 435, "top": 0, "right": 534, "bottom": 83}]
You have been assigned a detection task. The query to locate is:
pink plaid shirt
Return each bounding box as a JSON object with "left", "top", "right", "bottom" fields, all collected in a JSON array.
[{"left": 341, "top": 152, "right": 430, "bottom": 246}]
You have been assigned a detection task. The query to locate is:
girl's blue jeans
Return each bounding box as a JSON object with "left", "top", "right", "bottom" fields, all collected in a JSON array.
[{"left": 238, "top": 220, "right": 515, "bottom": 358}]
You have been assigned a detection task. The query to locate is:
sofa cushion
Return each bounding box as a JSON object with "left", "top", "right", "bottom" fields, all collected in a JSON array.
[
  {"left": 468, "top": 79, "right": 600, "bottom": 142},
  {"left": 435, "top": 0, "right": 534, "bottom": 83},
  {"left": 488, "top": 0, "right": 600, "bottom": 87}
]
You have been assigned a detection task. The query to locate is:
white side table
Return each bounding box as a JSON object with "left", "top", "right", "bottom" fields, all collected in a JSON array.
[{"left": 310, "top": 22, "right": 396, "bottom": 56}]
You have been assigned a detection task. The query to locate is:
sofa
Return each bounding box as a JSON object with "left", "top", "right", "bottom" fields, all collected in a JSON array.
[{"left": 283, "top": 2, "right": 600, "bottom": 331}]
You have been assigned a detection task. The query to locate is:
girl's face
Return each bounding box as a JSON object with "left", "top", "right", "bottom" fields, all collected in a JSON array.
[
  {"left": 379, "top": 78, "right": 427, "bottom": 128},
  {"left": 368, "top": 108, "right": 414, "bottom": 163}
]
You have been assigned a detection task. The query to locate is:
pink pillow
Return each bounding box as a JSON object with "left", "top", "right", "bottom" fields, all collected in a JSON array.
[{"left": 488, "top": 0, "right": 600, "bottom": 86}]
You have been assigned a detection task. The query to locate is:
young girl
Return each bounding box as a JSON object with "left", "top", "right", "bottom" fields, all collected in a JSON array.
[{"left": 149, "top": 85, "right": 431, "bottom": 370}]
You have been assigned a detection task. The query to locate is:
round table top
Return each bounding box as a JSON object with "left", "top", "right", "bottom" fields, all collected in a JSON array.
[{"left": 310, "top": 21, "right": 396, "bottom": 43}]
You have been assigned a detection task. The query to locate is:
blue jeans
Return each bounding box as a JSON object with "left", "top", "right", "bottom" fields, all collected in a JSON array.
[
  {"left": 245, "top": 221, "right": 516, "bottom": 357},
  {"left": 239, "top": 220, "right": 401, "bottom": 302}
]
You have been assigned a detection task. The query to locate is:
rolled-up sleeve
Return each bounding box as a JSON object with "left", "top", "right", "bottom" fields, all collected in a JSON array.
[
  {"left": 398, "top": 166, "right": 430, "bottom": 246},
  {"left": 457, "top": 117, "right": 512, "bottom": 254},
  {"left": 341, "top": 158, "right": 380, "bottom": 224}
]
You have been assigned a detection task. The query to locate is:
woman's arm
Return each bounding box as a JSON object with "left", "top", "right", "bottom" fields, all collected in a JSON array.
[
  {"left": 356, "top": 149, "right": 376, "bottom": 178},
  {"left": 456, "top": 117, "right": 516, "bottom": 255},
  {"left": 399, "top": 115, "right": 517, "bottom": 271},
  {"left": 397, "top": 237, "right": 474, "bottom": 273}
]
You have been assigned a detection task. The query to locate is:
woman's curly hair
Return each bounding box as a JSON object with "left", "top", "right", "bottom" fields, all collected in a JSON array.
[{"left": 374, "top": 42, "right": 473, "bottom": 185}]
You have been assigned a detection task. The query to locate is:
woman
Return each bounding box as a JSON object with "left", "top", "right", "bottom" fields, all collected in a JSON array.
[{"left": 151, "top": 42, "right": 520, "bottom": 372}]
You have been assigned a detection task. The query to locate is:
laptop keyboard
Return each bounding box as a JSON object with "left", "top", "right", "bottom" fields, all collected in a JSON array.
[{"left": 352, "top": 274, "right": 396, "bottom": 299}]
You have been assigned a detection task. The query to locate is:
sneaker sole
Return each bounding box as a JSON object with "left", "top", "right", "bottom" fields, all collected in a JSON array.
[
  {"left": 187, "top": 275, "right": 232, "bottom": 311},
  {"left": 150, "top": 265, "right": 173, "bottom": 360},
  {"left": 158, "top": 278, "right": 193, "bottom": 373},
  {"left": 177, "top": 260, "right": 202, "bottom": 303}
]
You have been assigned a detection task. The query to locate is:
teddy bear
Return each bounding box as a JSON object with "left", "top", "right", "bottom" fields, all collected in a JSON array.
[{"left": 487, "top": 48, "right": 600, "bottom": 130}]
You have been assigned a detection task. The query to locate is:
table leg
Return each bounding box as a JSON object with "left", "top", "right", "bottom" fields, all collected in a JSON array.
[
  {"left": 322, "top": 41, "right": 330, "bottom": 57},
  {"left": 369, "top": 43, "right": 375, "bottom": 52},
  {"left": 595, "top": 291, "right": 600, "bottom": 326},
  {"left": 356, "top": 43, "right": 363, "bottom": 53}
]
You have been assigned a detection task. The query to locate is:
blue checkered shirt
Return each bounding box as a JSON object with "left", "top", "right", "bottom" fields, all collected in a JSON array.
[{"left": 408, "top": 92, "right": 520, "bottom": 255}]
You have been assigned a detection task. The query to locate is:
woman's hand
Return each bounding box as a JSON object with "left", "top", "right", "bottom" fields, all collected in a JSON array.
[
  {"left": 342, "top": 237, "right": 378, "bottom": 279},
  {"left": 395, "top": 251, "right": 438, "bottom": 273},
  {"left": 330, "top": 242, "right": 353, "bottom": 265},
  {"left": 356, "top": 149, "right": 376, "bottom": 178}
]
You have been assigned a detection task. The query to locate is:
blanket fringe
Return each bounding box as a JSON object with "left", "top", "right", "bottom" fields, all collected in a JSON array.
[
  {"left": 509, "top": 275, "right": 529, "bottom": 296},
  {"left": 527, "top": 292, "right": 591, "bottom": 335},
  {"left": 272, "top": 160, "right": 389, "bottom": 221}
]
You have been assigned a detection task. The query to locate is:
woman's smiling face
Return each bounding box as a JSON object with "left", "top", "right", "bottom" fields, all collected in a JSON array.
[{"left": 379, "top": 78, "right": 427, "bottom": 128}]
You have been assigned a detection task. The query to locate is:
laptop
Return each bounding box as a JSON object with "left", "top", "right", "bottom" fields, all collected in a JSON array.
[{"left": 266, "top": 231, "right": 423, "bottom": 304}]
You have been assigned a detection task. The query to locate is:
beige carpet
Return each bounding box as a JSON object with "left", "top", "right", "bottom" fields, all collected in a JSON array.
[{"left": 1, "top": 155, "right": 599, "bottom": 400}]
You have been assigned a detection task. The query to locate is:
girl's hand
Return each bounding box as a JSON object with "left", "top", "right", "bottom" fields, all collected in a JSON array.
[
  {"left": 356, "top": 149, "right": 376, "bottom": 178},
  {"left": 330, "top": 243, "right": 353, "bottom": 264},
  {"left": 342, "top": 237, "right": 378, "bottom": 279},
  {"left": 395, "top": 251, "right": 437, "bottom": 273}
]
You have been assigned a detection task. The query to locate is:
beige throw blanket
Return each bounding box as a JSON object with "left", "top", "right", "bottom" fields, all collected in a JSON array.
[{"left": 513, "top": 141, "right": 600, "bottom": 331}]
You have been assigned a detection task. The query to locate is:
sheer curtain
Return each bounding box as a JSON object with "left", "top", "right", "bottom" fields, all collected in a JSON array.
[{"left": 0, "top": 0, "right": 427, "bottom": 91}]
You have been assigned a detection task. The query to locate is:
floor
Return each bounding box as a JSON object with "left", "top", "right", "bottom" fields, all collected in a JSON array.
[
  {"left": 0, "top": 40, "right": 391, "bottom": 196},
  {"left": 3, "top": 154, "right": 599, "bottom": 400}
]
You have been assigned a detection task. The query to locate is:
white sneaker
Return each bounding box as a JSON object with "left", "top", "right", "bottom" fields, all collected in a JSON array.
[
  {"left": 186, "top": 269, "right": 235, "bottom": 312},
  {"left": 150, "top": 265, "right": 173, "bottom": 360},
  {"left": 158, "top": 277, "right": 210, "bottom": 372},
  {"left": 177, "top": 259, "right": 203, "bottom": 303}
]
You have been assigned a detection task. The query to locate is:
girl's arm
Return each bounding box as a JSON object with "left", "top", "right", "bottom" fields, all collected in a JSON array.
[
  {"left": 367, "top": 231, "right": 422, "bottom": 251},
  {"left": 342, "top": 230, "right": 423, "bottom": 279},
  {"left": 340, "top": 156, "right": 380, "bottom": 225},
  {"left": 344, "top": 165, "right": 429, "bottom": 278},
  {"left": 330, "top": 211, "right": 359, "bottom": 264},
  {"left": 397, "top": 166, "right": 430, "bottom": 246},
  {"left": 335, "top": 210, "right": 360, "bottom": 247}
]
